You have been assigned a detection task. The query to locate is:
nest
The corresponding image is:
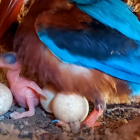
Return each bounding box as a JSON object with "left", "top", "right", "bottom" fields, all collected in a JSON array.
[{"left": 1, "top": 0, "right": 140, "bottom": 139}]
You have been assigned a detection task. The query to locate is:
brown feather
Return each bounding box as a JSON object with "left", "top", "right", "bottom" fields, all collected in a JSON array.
[{"left": 14, "top": 0, "right": 132, "bottom": 109}]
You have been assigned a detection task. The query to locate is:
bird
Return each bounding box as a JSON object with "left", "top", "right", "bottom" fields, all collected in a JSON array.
[
  {"left": 0, "top": 52, "right": 44, "bottom": 119},
  {"left": 1, "top": 0, "right": 140, "bottom": 128}
]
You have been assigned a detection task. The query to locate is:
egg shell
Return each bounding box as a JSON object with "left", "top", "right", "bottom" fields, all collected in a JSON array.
[
  {"left": 52, "top": 93, "right": 89, "bottom": 123},
  {"left": 40, "top": 84, "right": 58, "bottom": 113},
  {"left": 0, "top": 83, "right": 13, "bottom": 116}
]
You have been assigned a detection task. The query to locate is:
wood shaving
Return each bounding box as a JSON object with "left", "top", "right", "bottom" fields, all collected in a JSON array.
[
  {"left": 0, "top": 122, "right": 20, "bottom": 136},
  {"left": 17, "top": 0, "right": 35, "bottom": 23},
  {"left": 127, "top": 0, "right": 140, "bottom": 14},
  {"left": 105, "top": 118, "right": 140, "bottom": 140}
]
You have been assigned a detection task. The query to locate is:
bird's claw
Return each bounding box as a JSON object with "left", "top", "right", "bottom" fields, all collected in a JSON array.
[{"left": 81, "top": 109, "right": 103, "bottom": 128}]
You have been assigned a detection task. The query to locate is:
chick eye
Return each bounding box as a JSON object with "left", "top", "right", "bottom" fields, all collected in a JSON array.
[{"left": 1, "top": 54, "right": 17, "bottom": 64}]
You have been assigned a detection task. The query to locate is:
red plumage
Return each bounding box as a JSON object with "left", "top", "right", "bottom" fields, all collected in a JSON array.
[{"left": 0, "top": 0, "right": 24, "bottom": 38}]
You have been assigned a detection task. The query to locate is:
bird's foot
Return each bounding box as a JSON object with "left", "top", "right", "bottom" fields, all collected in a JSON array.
[
  {"left": 10, "top": 110, "right": 35, "bottom": 119},
  {"left": 10, "top": 112, "right": 21, "bottom": 119},
  {"left": 52, "top": 119, "right": 71, "bottom": 132},
  {"left": 81, "top": 109, "right": 103, "bottom": 128}
]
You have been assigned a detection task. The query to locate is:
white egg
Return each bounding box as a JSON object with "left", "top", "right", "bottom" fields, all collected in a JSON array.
[
  {"left": 40, "top": 84, "right": 89, "bottom": 123},
  {"left": 0, "top": 83, "right": 13, "bottom": 116},
  {"left": 52, "top": 93, "right": 89, "bottom": 123},
  {"left": 40, "top": 84, "right": 58, "bottom": 113}
]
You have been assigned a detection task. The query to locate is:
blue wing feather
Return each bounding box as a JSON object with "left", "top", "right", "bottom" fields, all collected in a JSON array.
[
  {"left": 73, "top": 0, "right": 140, "bottom": 42},
  {"left": 45, "top": 21, "right": 137, "bottom": 61},
  {"left": 36, "top": 19, "right": 140, "bottom": 84},
  {"left": 127, "top": 82, "right": 140, "bottom": 96}
]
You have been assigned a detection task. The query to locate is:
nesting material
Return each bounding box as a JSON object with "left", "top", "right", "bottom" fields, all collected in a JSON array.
[{"left": 0, "top": 83, "right": 13, "bottom": 116}]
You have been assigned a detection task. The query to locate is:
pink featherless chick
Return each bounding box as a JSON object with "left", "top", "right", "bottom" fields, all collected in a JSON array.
[{"left": 0, "top": 52, "right": 45, "bottom": 119}]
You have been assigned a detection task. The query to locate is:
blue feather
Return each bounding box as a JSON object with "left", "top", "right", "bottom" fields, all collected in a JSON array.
[
  {"left": 36, "top": 19, "right": 140, "bottom": 84},
  {"left": 37, "top": 29, "right": 140, "bottom": 84},
  {"left": 127, "top": 82, "right": 140, "bottom": 96},
  {"left": 71, "top": 0, "right": 94, "bottom": 4},
  {"left": 72, "top": 0, "right": 140, "bottom": 42},
  {"left": 44, "top": 22, "right": 138, "bottom": 61}
]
